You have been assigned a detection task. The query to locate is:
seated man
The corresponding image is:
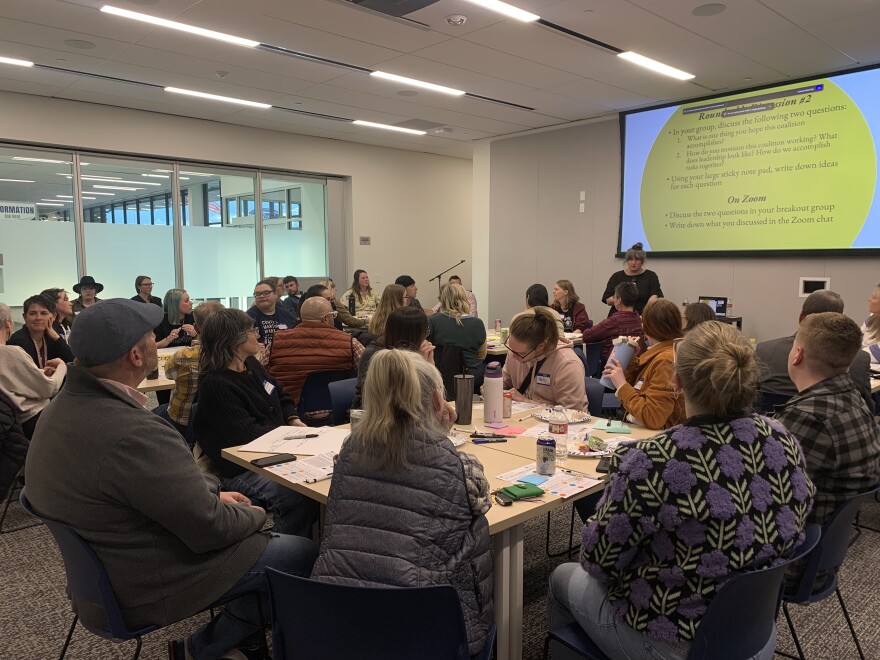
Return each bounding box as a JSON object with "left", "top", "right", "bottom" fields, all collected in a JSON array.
[
  {"left": 25, "top": 299, "right": 317, "bottom": 660},
  {"left": 395, "top": 275, "right": 431, "bottom": 315},
  {"left": 579, "top": 281, "right": 644, "bottom": 362},
  {"left": 280, "top": 275, "right": 301, "bottom": 322},
  {"left": 757, "top": 289, "right": 874, "bottom": 412},
  {"left": 247, "top": 278, "right": 296, "bottom": 351},
  {"left": 775, "top": 312, "right": 880, "bottom": 527},
  {"left": 268, "top": 297, "right": 362, "bottom": 410}
]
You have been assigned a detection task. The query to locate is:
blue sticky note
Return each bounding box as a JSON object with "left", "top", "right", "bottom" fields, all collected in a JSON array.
[{"left": 519, "top": 474, "right": 549, "bottom": 486}]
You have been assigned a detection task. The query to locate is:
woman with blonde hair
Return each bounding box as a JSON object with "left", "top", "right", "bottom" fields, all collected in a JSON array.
[
  {"left": 551, "top": 321, "right": 813, "bottom": 659},
  {"left": 368, "top": 284, "right": 406, "bottom": 335},
  {"left": 311, "top": 349, "right": 494, "bottom": 657},
  {"left": 427, "top": 283, "right": 487, "bottom": 389},
  {"left": 602, "top": 298, "right": 684, "bottom": 429},
  {"left": 552, "top": 279, "right": 591, "bottom": 333}
]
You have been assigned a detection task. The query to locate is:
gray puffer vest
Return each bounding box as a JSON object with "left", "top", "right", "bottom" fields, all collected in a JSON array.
[{"left": 311, "top": 429, "right": 494, "bottom": 655}]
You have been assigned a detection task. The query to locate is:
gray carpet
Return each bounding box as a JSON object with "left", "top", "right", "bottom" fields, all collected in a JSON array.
[{"left": 2, "top": 490, "right": 879, "bottom": 659}]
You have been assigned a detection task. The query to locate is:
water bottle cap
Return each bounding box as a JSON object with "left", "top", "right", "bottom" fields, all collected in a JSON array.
[{"left": 485, "top": 361, "right": 502, "bottom": 377}]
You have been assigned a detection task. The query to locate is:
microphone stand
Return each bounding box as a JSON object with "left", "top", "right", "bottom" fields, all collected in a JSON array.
[{"left": 429, "top": 260, "right": 466, "bottom": 297}]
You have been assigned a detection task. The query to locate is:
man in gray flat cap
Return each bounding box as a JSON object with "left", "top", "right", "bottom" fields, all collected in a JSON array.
[{"left": 26, "top": 299, "right": 317, "bottom": 660}]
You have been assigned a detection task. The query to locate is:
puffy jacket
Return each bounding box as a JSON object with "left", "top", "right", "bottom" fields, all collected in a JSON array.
[
  {"left": 311, "top": 429, "right": 494, "bottom": 655},
  {"left": 268, "top": 324, "right": 356, "bottom": 404}
]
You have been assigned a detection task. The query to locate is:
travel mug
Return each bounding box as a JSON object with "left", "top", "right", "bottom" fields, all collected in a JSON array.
[{"left": 454, "top": 374, "right": 475, "bottom": 425}]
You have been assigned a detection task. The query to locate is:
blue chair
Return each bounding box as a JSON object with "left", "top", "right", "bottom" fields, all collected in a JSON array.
[
  {"left": 20, "top": 488, "right": 267, "bottom": 659},
  {"left": 297, "top": 369, "right": 356, "bottom": 422},
  {"left": 584, "top": 342, "right": 604, "bottom": 378},
  {"left": 266, "top": 568, "right": 494, "bottom": 660},
  {"left": 327, "top": 378, "right": 357, "bottom": 425},
  {"left": 545, "top": 524, "right": 821, "bottom": 660},
  {"left": 779, "top": 486, "right": 880, "bottom": 660}
]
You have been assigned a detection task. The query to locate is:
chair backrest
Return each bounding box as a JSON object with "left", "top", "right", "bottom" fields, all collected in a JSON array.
[
  {"left": 688, "top": 524, "right": 821, "bottom": 660},
  {"left": 297, "top": 369, "right": 357, "bottom": 418},
  {"left": 756, "top": 390, "right": 791, "bottom": 414},
  {"left": 18, "top": 488, "right": 157, "bottom": 640},
  {"left": 0, "top": 389, "right": 28, "bottom": 497},
  {"left": 584, "top": 342, "right": 604, "bottom": 378},
  {"left": 584, "top": 378, "right": 606, "bottom": 417},
  {"left": 433, "top": 344, "right": 465, "bottom": 401},
  {"left": 328, "top": 378, "right": 357, "bottom": 425},
  {"left": 787, "top": 485, "right": 880, "bottom": 602},
  {"left": 266, "top": 569, "right": 470, "bottom": 660}
]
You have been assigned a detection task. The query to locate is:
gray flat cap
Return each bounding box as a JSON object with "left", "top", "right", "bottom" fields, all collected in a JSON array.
[{"left": 69, "top": 298, "right": 164, "bottom": 367}]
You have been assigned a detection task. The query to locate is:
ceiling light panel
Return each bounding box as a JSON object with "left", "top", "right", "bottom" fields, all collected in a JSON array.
[
  {"left": 617, "top": 51, "right": 695, "bottom": 80},
  {"left": 463, "top": 0, "right": 540, "bottom": 22},
  {"left": 165, "top": 86, "right": 272, "bottom": 108},
  {"left": 0, "top": 55, "right": 35, "bottom": 67},
  {"left": 352, "top": 120, "right": 426, "bottom": 135},
  {"left": 100, "top": 6, "right": 260, "bottom": 48},
  {"left": 370, "top": 71, "right": 465, "bottom": 96}
]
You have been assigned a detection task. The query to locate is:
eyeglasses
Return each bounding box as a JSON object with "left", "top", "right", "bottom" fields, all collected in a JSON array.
[
  {"left": 504, "top": 338, "right": 537, "bottom": 361},
  {"left": 253, "top": 290, "right": 273, "bottom": 297},
  {"left": 141, "top": 282, "right": 153, "bottom": 287},
  {"left": 323, "top": 311, "right": 339, "bottom": 319}
]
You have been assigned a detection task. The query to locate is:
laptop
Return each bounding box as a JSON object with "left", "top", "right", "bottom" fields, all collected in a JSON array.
[{"left": 697, "top": 296, "right": 728, "bottom": 318}]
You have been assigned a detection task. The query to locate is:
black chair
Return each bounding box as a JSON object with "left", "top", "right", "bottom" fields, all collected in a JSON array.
[
  {"left": 545, "top": 524, "right": 821, "bottom": 660},
  {"left": 20, "top": 488, "right": 267, "bottom": 659},
  {"left": 266, "top": 568, "right": 494, "bottom": 660},
  {"left": 756, "top": 390, "right": 791, "bottom": 414},
  {"left": 0, "top": 391, "right": 39, "bottom": 533},
  {"left": 433, "top": 344, "right": 466, "bottom": 401},
  {"left": 297, "top": 369, "right": 356, "bottom": 424},
  {"left": 584, "top": 342, "right": 605, "bottom": 378},
  {"left": 779, "top": 486, "right": 880, "bottom": 660},
  {"left": 327, "top": 377, "right": 357, "bottom": 425}
]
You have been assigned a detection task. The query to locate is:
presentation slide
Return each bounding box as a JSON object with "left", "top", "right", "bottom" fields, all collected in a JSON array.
[{"left": 620, "top": 66, "right": 880, "bottom": 254}]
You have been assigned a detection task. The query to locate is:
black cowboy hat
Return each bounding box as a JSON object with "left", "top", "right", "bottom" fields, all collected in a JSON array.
[{"left": 73, "top": 275, "right": 104, "bottom": 294}]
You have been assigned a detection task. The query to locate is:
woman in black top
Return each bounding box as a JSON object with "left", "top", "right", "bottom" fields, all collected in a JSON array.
[
  {"left": 8, "top": 294, "right": 74, "bottom": 368},
  {"left": 155, "top": 288, "right": 197, "bottom": 349},
  {"left": 601, "top": 242, "right": 663, "bottom": 316},
  {"left": 193, "top": 308, "right": 317, "bottom": 538},
  {"left": 40, "top": 287, "right": 74, "bottom": 343}
]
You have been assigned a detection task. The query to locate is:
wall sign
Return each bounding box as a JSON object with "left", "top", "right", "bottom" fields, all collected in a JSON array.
[{"left": 0, "top": 202, "right": 37, "bottom": 221}]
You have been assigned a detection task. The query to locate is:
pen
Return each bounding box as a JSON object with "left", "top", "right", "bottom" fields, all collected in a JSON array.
[
  {"left": 472, "top": 438, "right": 508, "bottom": 444},
  {"left": 287, "top": 434, "right": 320, "bottom": 439},
  {"left": 304, "top": 473, "right": 333, "bottom": 484},
  {"left": 518, "top": 413, "right": 535, "bottom": 422},
  {"left": 471, "top": 433, "right": 515, "bottom": 438}
]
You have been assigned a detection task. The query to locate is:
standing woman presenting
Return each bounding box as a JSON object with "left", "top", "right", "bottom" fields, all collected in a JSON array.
[{"left": 601, "top": 242, "right": 663, "bottom": 316}]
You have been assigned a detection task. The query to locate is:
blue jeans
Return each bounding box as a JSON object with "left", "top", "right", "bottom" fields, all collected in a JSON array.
[
  {"left": 223, "top": 470, "right": 319, "bottom": 538},
  {"left": 188, "top": 533, "right": 318, "bottom": 659}
]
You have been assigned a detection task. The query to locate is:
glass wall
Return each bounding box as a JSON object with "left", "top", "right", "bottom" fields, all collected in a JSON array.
[
  {"left": 261, "top": 173, "right": 328, "bottom": 280},
  {"left": 81, "top": 156, "right": 177, "bottom": 302},
  {"left": 0, "top": 146, "right": 78, "bottom": 307}
]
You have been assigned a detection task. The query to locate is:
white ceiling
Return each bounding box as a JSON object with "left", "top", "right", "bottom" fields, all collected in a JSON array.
[{"left": 0, "top": 0, "right": 878, "bottom": 159}]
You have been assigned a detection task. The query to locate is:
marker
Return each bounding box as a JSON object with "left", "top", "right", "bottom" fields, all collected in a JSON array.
[
  {"left": 287, "top": 434, "right": 320, "bottom": 439},
  {"left": 304, "top": 473, "right": 333, "bottom": 484},
  {"left": 472, "top": 438, "right": 508, "bottom": 444}
]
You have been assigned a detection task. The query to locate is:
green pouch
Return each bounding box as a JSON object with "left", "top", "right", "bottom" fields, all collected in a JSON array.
[{"left": 498, "top": 483, "right": 545, "bottom": 500}]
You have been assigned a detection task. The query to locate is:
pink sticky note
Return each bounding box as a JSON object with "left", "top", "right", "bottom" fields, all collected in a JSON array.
[
  {"left": 503, "top": 426, "right": 527, "bottom": 435},
  {"left": 485, "top": 422, "right": 507, "bottom": 429}
]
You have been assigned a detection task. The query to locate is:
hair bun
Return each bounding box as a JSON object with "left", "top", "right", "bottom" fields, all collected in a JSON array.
[{"left": 632, "top": 242, "right": 643, "bottom": 250}]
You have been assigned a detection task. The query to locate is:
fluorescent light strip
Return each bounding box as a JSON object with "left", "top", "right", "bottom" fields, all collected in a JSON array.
[
  {"left": 93, "top": 185, "right": 141, "bottom": 191},
  {"left": 78, "top": 175, "right": 122, "bottom": 181},
  {"left": 36, "top": 202, "right": 64, "bottom": 206},
  {"left": 463, "top": 0, "right": 539, "bottom": 22},
  {"left": 0, "top": 55, "right": 34, "bottom": 68},
  {"left": 82, "top": 177, "right": 161, "bottom": 186},
  {"left": 100, "top": 6, "right": 259, "bottom": 48},
  {"left": 142, "top": 173, "right": 169, "bottom": 178},
  {"left": 0, "top": 178, "right": 35, "bottom": 183},
  {"left": 618, "top": 51, "right": 694, "bottom": 80},
  {"left": 14, "top": 157, "right": 66, "bottom": 164},
  {"left": 165, "top": 87, "right": 271, "bottom": 109},
  {"left": 84, "top": 191, "right": 115, "bottom": 196},
  {"left": 40, "top": 199, "right": 67, "bottom": 204},
  {"left": 154, "top": 169, "right": 213, "bottom": 176},
  {"left": 56, "top": 195, "right": 73, "bottom": 198},
  {"left": 352, "top": 120, "right": 426, "bottom": 136},
  {"left": 370, "top": 71, "right": 465, "bottom": 96}
]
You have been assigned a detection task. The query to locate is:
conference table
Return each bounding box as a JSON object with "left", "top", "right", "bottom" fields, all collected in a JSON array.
[
  {"left": 136, "top": 347, "right": 178, "bottom": 393},
  {"left": 486, "top": 330, "right": 584, "bottom": 356},
  {"left": 221, "top": 403, "right": 655, "bottom": 659}
]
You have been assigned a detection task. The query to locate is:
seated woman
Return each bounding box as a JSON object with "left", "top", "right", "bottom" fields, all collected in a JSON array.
[
  {"left": 8, "top": 294, "right": 75, "bottom": 369},
  {"left": 311, "top": 350, "right": 494, "bottom": 657},
  {"left": 428, "top": 283, "right": 487, "bottom": 390},
  {"left": 602, "top": 298, "right": 685, "bottom": 430},
  {"left": 352, "top": 306, "right": 434, "bottom": 409},
  {"left": 193, "top": 309, "right": 318, "bottom": 538},
  {"left": 511, "top": 283, "right": 565, "bottom": 333},
  {"left": 552, "top": 279, "right": 592, "bottom": 333},
  {"left": 40, "top": 288, "right": 74, "bottom": 343},
  {"left": 155, "top": 288, "right": 197, "bottom": 350},
  {"left": 682, "top": 301, "right": 717, "bottom": 334},
  {"left": 580, "top": 282, "right": 644, "bottom": 363},
  {"left": 368, "top": 283, "right": 405, "bottom": 337},
  {"left": 502, "top": 308, "right": 588, "bottom": 411},
  {"left": 340, "top": 269, "right": 380, "bottom": 318},
  {"left": 550, "top": 321, "right": 814, "bottom": 659},
  {"left": 320, "top": 278, "right": 366, "bottom": 331},
  {"left": 861, "top": 283, "right": 880, "bottom": 364}
]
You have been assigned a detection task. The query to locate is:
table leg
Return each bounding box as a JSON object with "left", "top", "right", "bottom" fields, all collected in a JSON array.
[{"left": 493, "top": 524, "right": 524, "bottom": 660}]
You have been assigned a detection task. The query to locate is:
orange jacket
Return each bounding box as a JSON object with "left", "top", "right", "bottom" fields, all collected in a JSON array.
[
  {"left": 616, "top": 339, "right": 685, "bottom": 430},
  {"left": 268, "top": 324, "right": 356, "bottom": 404}
]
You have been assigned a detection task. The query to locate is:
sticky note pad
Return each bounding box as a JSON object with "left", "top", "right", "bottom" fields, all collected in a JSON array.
[
  {"left": 485, "top": 422, "right": 507, "bottom": 429},
  {"left": 603, "top": 421, "right": 631, "bottom": 433},
  {"left": 503, "top": 426, "right": 527, "bottom": 435},
  {"left": 518, "top": 474, "right": 549, "bottom": 486}
]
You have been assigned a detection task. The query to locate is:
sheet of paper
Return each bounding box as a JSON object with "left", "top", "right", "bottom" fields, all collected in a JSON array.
[
  {"left": 496, "top": 463, "right": 603, "bottom": 498},
  {"left": 264, "top": 451, "right": 335, "bottom": 484},
  {"left": 497, "top": 463, "right": 539, "bottom": 483},
  {"left": 522, "top": 423, "right": 550, "bottom": 438},
  {"left": 238, "top": 426, "right": 350, "bottom": 455}
]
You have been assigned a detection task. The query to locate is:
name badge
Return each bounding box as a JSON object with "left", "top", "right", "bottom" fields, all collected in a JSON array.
[
  {"left": 277, "top": 324, "right": 288, "bottom": 330},
  {"left": 263, "top": 379, "right": 275, "bottom": 396},
  {"left": 634, "top": 378, "right": 645, "bottom": 391},
  {"left": 536, "top": 372, "right": 551, "bottom": 386}
]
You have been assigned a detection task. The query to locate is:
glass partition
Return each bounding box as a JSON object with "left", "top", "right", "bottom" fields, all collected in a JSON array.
[
  {"left": 81, "top": 156, "right": 177, "bottom": 302},
  {"left": 180, "top": 167, "right": 258, "bottom": 308},
  {"left": 261, "top": 173, "right": 328, "bottom": 280},
  {"left": 0, "top": 146, "right": 78, "bottom": 307}
]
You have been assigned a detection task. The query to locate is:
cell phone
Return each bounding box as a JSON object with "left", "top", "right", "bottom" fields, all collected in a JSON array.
[
  {"left": 596, "top": 456, "right": 612, "bottom": 473},
  {"left": 250, "top": 453, "right": 298, "bottom": 468},
  {"left": 494, "top": 491, "right": 514, "bottom": 506}
]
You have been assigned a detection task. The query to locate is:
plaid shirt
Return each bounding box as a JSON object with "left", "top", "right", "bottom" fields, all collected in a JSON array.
[
  {"left": 774, "top": 373, "right": 880, "bottom": 525},
  {"left": 459, "top": 452, "right": 491, "bottom": 515},
  {"left": 165, "top": 345, "right": 200, "bottom": 425}
]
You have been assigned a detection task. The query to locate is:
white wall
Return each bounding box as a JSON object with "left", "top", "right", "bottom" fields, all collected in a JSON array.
[
  {"left": 0, "top": 90, "right": 473, "bottom": 297},
  {"left": 477, "top": 118, "right": 877, "bottom": 341}
]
